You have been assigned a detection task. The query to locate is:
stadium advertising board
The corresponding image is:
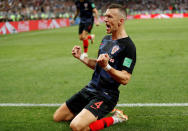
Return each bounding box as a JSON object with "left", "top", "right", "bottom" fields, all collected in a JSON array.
[
  {"left": 0, "top": 13, "right": 188, "bottom": 35},
  {"left": 0, "top": 18, "right": 70, "bottom": 35},
  {"left": 134, "top": 13, "right": 188, "bottom": 19}
]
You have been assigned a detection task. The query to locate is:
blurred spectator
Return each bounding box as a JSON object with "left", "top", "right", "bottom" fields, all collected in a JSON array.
[{"left": 0, "top": 0, "right": 188, "bottom": 22}]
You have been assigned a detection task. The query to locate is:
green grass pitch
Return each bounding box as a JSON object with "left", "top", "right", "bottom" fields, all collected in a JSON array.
[{"left": 0, "top": 18, "right": 188, "bottom": 130}]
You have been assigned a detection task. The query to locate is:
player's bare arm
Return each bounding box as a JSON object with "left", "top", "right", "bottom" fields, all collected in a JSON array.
[
  {"left": 92, "top": 8, "right": 99, "bottom": 26},
  {"left": 108, "top": 69, "right": 131, "bottom": 85},
  {"left": 71, "top": 9, "right": 80, "bottom": 24},
  {"left": 97, "top": 53, "right": 131, "bottom": 85},
  {"left": 72, "top": 46, "right": 97, "bottom": 70}
]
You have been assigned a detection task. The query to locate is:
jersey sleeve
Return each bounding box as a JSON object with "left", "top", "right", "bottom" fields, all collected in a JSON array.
[
  {"left": 122, "top": 44, "right": 136, "bottom": 74},
  {"left": 90, "top": 0, "right": 96, "bottom": 9}
]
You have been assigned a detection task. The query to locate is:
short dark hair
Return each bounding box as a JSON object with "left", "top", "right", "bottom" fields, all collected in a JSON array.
[{"left": 107, "top": 4, "right": 127, "bottom": 18}]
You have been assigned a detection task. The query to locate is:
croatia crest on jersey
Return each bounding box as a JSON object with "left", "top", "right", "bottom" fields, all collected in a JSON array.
[
  {"left": 111, "top": 45, "right": 120, "bottom": 55},
  {"left": 84, "top": 3, "right": 88, "bottom": 10}
]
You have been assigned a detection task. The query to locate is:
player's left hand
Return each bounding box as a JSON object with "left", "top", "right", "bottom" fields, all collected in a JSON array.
[{"left": 97, "top": 53, "right": 109, "bottom": 68}]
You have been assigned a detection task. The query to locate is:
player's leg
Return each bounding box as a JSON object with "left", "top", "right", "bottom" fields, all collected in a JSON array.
[
  {"left": 89, "top": 109, "right": 128, "bottom": 131},
  {"left": 85, "top": 98, "right": 115, "bottom": 131},
  {"left": 88, "top": 34, "right": 95, "bottom": 44},
  {"left": 70, "top": 109, "right": 97, "bottom": 131},
  {"left": 69, "top": 108, "right": 128, "bottom": 131},
  {"left": 69, "top": 89, "right": 112, "bottom": 131},
  {"left": 53, "top": 88, "right": 89, "bottom": 122},
  {"left": 85, "top": 92, "right": 128, "bottom": 131},
  {"left": 79, "top": 23, "right": 89, "bottom": 57},
  {"left": 86, "top": 22, "right": 95, "bottom": 44},
  {"left": 79, "top": 30, "right": 89, "bottom": 57},
  {"left": 82, "top": 96, "right": 117, "bottom": 131},
  {"left": 79, "top": 22, "right": 94, "bottom": 56},
  {"left": 53, "top": 103, "right": 75, "bottom": 122}
]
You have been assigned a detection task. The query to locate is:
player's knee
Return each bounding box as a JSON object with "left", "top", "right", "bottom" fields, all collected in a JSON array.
[
  {"left": 53, "top": 114, "right": 59, "bottom": 122},
  {"left": 79, "top": 36, "right": 84, "bottom": 41},
  {"left": 53, "top": 112, "right": 64, "bottom": 122},
  {"left": 79, "top": 35, "right": 83, "bottom": 40},
  {"left": 79, "top": 35, "right": 87, "bottom": 41},
  {"left": 70, "top": 121, "right": 86, "bottom": 131},
  {"left": 53, "top": 113, "right": 61, "bottom": 122},
  {"left": 53, "top": 113, "right": 72, "bottom": 122}
]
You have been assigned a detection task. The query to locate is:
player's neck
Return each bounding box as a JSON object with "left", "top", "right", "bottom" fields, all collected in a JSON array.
[{"left": 112, "top": 28, "right": 128, "bottom": 40}]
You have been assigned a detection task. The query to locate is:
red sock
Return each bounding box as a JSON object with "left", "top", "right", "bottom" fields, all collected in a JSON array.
[
  {"left": 88, "top": 35, "right": 92, "bottom": 40},
  {"left": 83, "top": 39, "right": 89, "bottom": 53},
  {"left": 89, "top": 117, "right": 114, "bottom": 131}
]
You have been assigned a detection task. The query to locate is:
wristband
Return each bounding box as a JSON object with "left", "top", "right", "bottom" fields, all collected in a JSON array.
[
  {"left": 80, "top": 54, "right": 85, "bottom": 61},
  {"left": 104, "top": 64, "right": 112, "bottom": 71}
]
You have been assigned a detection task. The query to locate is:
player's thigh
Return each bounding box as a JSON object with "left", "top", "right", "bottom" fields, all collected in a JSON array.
[
  {"left": 79, "top": 23, "right": 85, "bottom": 39},
  {"left": 66, "top": 88, "right": 90, "bottom": 115},
  {"left": 53, "top": 103, "right": 74, "bottom": 122},
  {"left": 70, "top": 108, "right": 97, "bottom": 131},
  {"left": 84, "top": 22, "right": 93, "bottom": 34},
  {"left": 85, "top": 95, "right": 117, "bottom": 119}
]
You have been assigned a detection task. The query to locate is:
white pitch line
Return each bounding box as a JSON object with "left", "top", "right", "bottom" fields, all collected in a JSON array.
[
  {"left": 0, "top": 103, "right": 188, "bottom": 107},
  {"left": 116, "top": 103, "right": 188, "bottom": 107},
  {"left": 0, "top": 103, "right": 61, "bottom": 107}
]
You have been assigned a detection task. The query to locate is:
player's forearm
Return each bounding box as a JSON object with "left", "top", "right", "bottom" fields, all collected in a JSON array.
[
  {"left": 106, "top": 68, "right": 131, "bottom": 85},
  {"left": 80, "top": 57, "right": 97, "bottom": 70},
  {"left": 93, "top": 8, "right": 99, "bottom": 21},
  {"left": 73, "top": 10, "right": 79, "bottom": 20},
  {"left": 96, "top": 54, "right": 131, "bottom": 85}
]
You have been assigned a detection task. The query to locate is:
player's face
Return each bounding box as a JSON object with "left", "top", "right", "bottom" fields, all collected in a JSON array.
[{"left": 104, "top": 9, "right": 120, "bottom": 34}]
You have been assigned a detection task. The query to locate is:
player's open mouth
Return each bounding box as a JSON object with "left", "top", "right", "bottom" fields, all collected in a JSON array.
[{"left": 106, "top": 24, "right": 111, "bottom": 31}]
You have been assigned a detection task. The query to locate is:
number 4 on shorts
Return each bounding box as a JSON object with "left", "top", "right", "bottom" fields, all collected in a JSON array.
[{"left": 90, "top": 101, "right": 103, "bottom": 109}]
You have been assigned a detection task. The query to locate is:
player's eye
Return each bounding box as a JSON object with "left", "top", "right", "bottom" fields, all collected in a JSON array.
[
  {"left": 105, "top": 15, "right": 112, "bottom": 19},
  {"left": 108, "top": 15, "right": 113, "bottom": 19}
]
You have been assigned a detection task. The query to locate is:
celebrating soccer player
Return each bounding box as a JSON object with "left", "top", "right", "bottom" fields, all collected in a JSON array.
[
  {"left": 71, "top": 0, "right": 99, "bottom": 58},
  {"left": 54, "top": 4, "right": 136, "bottom": 131}
]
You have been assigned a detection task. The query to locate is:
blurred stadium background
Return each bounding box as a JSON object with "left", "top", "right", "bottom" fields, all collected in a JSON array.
[
  {"left": 0, "top": 0, "right": 188, "bottom": 22},
  {"left": 0, "top": 0, "right": 188, "bottom": 131}
]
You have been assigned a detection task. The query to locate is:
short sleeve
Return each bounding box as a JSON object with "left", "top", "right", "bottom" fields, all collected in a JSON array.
[
  {"left": 91, "top": 3, "right": 96, "bottom": 8},
  {"left": 122, "top": 44, "right": 136, "bottom": 74}
]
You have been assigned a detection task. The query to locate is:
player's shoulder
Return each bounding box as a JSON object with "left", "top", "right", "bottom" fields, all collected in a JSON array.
[{"left": 118, "top": 37, "right": 136, "bottom": 49}]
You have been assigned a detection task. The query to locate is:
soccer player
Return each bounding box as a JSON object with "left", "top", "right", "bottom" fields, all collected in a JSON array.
[
  {"left": 54, "top": 4, "right": 136, "bottom": 131},
  {"left": 71, "top": 0, "right": 99, "bottom": 57}
]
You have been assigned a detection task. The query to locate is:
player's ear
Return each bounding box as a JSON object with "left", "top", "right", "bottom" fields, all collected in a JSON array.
[
  {"left": 120, "top": 18, "right": 124, "bottom": 24},
  {"left": 118, "top": 18, "right": 124, "bottom": 26}
]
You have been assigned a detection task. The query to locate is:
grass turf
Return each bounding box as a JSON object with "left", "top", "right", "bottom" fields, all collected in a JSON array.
[
  {"left": 0, "top": 107, "right": 188, "bottom": 131},
  {"left": 0, "top": 18, "right": 188, "bottom": 130}
]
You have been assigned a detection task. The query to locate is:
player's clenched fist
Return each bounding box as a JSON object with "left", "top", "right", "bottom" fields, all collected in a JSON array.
[
  {"left": 97, "top": 54, "right": 110, "bottom": 68},
  {"left": 72, "top": 46, "right": 81, "bottom": 59}
]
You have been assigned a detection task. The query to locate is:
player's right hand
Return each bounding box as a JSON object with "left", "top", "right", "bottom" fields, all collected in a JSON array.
[
  {"left": 72, "top": 45, "right": 81, "bottom": 59},
  {"left": 71, "top": 19, "right": 75, "bottom": 25},
  {"left": 95, "top": 20, "right": 100, "bottom": 26}
]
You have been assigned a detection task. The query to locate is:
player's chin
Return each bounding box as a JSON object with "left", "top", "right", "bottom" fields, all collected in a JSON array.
[{"left": 106, "top": 29, "right": 111, "bottom": 34}]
